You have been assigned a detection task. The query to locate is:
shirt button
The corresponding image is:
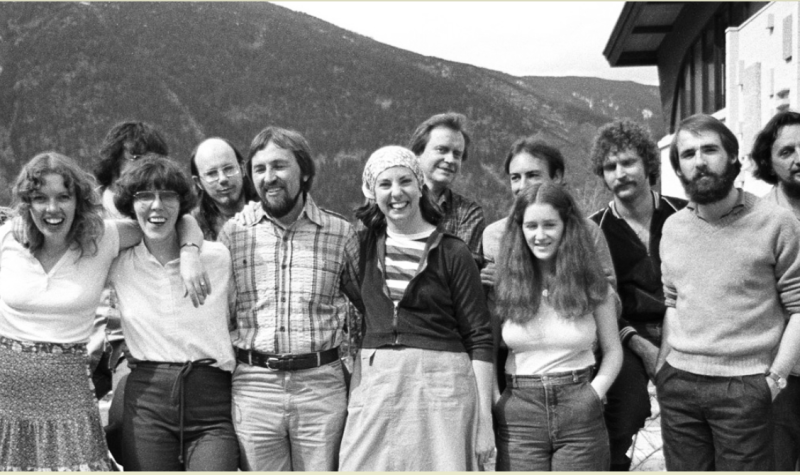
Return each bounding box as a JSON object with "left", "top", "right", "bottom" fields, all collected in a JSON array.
[
  {"left": 279, "top": 326, "right": 286, "bottom": 332},
  {"left": 281, "top": 297, "right": 286, "bottom": 302},
  {"left": 242, "top": 259, "right": 247, "bottom": 265},
  {"left": 281, "top": 264, "right": 287, "bottom": 269}
]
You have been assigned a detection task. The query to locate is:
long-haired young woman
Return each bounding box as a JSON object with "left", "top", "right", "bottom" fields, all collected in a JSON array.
[{"left": 494, "top": 182, "right": 622, "bottom": 471}]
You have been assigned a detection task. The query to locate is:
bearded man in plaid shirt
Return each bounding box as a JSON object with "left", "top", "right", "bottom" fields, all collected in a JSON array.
[{"left": 219, "top": 126, "right": 362, "bottom": 471}]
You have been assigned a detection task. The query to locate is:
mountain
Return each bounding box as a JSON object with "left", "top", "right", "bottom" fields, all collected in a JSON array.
[{"left": 0, "top": 2, "right": 663, "bottom": 223}]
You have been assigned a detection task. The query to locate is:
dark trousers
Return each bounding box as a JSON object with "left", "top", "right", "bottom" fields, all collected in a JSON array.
[
  {"left": 604, "top": 345, "right": 652, "bottom": 469},
  {"left": 773, "top": 375, "right": 800, "bottom": 470},
  {"left": 122, "top": 363, "right": 239, "bottom": 471},
  {"left": 656, "top": 362, "right": 774, "bottom": 471}
]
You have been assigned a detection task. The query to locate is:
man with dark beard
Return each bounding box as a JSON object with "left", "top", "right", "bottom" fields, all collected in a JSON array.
[
  {"left": 217, "top": 127, "right": 362, "bottom": 471},
  {"left": 655, "top": 113, "right": 800, "bottom": 471},
  {"left": 750, "top": 110, "right": 800, "bottom": 470}
]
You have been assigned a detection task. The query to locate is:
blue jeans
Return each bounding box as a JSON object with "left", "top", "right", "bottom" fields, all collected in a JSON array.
[
  {"left": 122, "top": 363, "right": 239, "bottom": 471},
  {"left": 231, "top": 359, "right": 347, "bottom": 471},
  {"left": 655, "top": 362, "right": 774, "bottom": 471},
  {"left": 773, "top": 375, "right": 800, "bottom": 470},
  {"left": 496, "top": 367, "right": 610, "bottom": 471}
]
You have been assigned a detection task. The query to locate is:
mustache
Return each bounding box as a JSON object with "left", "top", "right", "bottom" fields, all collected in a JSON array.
[
  {"left": 612, "top": 179, "right": 635, "bottom": 192},
  {"left": 260, "top": 178, "right": 286, "bottom": 191}
]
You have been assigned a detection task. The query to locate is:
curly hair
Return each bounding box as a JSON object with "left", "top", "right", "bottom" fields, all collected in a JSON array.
[
  {"left": 751, "top": 111, "right": 800, "bottom": 184},
  {"left": 12, "top": 152, "right": 105, "bottom": 257},
  {"left": 591, "top": 119, "right": 660, "bottom": 185},
  {"left": 408, "top": 112, "right": 471, "bottom": 161},
  {"left": 114, "top": 154, "right": 198, "bottom": 221},
  {"left": 94, "top": 121, "right": 169, "bottom": 189},
  {"left": 495, "top": 182, "right": 607, "bottom": 323}
]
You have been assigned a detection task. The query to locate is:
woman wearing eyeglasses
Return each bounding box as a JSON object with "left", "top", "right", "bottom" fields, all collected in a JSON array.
[
  {"left": 106, "top": 156, "right": 239, "bottom": 471},
  {"left": 0, "top": 152, "right": 206, "bottom": 471}
]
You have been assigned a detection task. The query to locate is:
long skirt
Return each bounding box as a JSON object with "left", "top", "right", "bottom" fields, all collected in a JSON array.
[
  {"left": 0, "top": 335, "right": 113, "bottom": 471},
  {"left": 339, "top": 347, "right": 479, "bottom": 471}
]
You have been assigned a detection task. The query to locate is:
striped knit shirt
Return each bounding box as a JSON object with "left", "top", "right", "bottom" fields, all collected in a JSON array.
[{"left": 384, "top": 228, "right": 434, "bottom": 304}]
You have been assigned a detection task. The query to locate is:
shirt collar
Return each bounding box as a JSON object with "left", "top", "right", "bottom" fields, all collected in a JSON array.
[
  {"left": 685, "top": 188, "right": 746, "bottom": 219},
  {"left": 436, "top": 188, "right": 453, "bottom": 211},
  {"left": 249, "top": 193, "right": 323, "bottom": 228},
  {"left": 609, "top": 190, "right": 660, "bottom": 219}
]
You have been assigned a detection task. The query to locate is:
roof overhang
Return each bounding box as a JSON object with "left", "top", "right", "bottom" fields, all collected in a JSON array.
[{"left": 604, "top": 2, "right": 687, "bottom": 67}]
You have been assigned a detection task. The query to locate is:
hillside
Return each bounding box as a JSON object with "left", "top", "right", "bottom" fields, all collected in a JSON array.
[{"left": 0, "top": 2, "right": 663, "bottom": 222}]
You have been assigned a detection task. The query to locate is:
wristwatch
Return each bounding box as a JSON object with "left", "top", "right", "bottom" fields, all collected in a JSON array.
[{"left": 767, "top": 370, "right": 788, "bottom": 390}]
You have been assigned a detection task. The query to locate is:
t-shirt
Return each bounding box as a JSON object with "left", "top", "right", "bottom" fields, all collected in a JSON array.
[
  {"left": 384, "top": 228, "right": 434, "bottom": 304},
  {"left": 503, "top": 299, "right": 597, "bottom": 375},
  {"left": 0, "top": 221, "right": 119, "bottom": 344}
]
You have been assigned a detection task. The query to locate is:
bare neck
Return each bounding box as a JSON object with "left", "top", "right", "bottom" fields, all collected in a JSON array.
[{"left": 614, "top": 188, "right": 654, "bottom": 224}]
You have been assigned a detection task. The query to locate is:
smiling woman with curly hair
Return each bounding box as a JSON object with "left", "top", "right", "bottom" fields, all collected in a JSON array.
[{"left": 0, "top": 152, "right": 207, "bottom": 471}]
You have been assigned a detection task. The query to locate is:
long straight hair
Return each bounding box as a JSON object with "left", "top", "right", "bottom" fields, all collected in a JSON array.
[{"left": 495, "top": 182, "right": 607, "bottom": 323}]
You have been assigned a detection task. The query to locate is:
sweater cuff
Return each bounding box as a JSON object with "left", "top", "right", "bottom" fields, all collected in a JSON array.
[{"left": 620, "top": 326, "right": 638, "bottom": 347}]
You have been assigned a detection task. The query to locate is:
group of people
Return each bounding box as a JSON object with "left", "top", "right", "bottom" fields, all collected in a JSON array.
[{"left": 1, "top": 108, "right": 800, "bottom": 472}]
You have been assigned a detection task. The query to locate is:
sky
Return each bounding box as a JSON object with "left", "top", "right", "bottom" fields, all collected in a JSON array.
[{"left": 273, "top": 1, "right": 659, "bottom": 86}]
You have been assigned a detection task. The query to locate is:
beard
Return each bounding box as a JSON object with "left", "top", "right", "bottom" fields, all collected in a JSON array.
[
  {"left": 680, "top": 160, "right": 739, "bottom": 204},
  {"left": 260, "top": 180, "right": 303, "bottom": 219}
]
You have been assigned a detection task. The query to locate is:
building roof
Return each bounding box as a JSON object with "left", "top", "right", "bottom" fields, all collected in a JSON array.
[{"left": 604, "top": 2, "right": 687, "bottom": 67}]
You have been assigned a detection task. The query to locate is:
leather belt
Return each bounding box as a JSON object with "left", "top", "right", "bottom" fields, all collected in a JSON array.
[{"left": 236, "top": 347, "right": 339, "bottom": 371}]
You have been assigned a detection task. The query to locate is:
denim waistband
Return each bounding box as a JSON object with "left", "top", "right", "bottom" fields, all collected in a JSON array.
[{"left": 505, "top": 366, "right": 593, "bottom": 388}]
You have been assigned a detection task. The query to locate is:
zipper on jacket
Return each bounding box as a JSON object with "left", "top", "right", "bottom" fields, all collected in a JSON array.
[{"left": 392, "top": 305, "right": 399, "bottom": 344}]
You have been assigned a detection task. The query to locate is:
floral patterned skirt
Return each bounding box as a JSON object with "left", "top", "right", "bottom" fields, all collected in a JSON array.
[{"left": 0, "top": 335, "right": 114, "bottom": 471}]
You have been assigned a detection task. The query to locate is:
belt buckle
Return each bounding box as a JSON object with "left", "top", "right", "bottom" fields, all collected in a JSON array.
[{"left": 266, "top": 356, "right": 281, "bottom": 370}]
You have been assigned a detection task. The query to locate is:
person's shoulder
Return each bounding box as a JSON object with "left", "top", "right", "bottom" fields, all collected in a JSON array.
[
  {"left": 201, "top": 240, "right": 232, "bottom": 266},
  {"left": 588, "top": 207, "right": 608, "bottom": 225},
  {"left": 449, "top": 189, "right": 483, "bottom": 211},
  {"left": 660, "top": 195, "right": 688, "bottom": 213},
  {"left": 484, "top": 218, "right": 506, "bottom": 237},
  {"left": 318, "top": 207, "right": 352, "bottom": 226}
]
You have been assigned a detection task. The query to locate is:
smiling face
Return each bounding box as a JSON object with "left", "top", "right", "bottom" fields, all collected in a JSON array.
[
  {"left": 417, "top": 126, "right": 465, "bottom": 193},
  {"left": 374, "top": 166, "right": 423, "bottom": 233},
  {"left": 602, "top": 149, "right": 650, "bottom": 203},
  {"left": 133, "top": 189, "right": 181, "bottom": 244},
  {"left": 193, "top": 139, "right": 244, "bottom": 211},
  {"left": 522, "top": 202, "right": 564, "bottom": 264},
  {"left": 29, "top": 173, "right": 77, "bottom": 246},
  {"left": 771, "top": 124, "right": 800, "bottom": 195},
  {"left": 251, "top": 141, "right": 306, "bottom": 222}
]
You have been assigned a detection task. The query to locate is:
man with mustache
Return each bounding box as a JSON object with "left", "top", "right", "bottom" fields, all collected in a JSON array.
[
  {"left": 409, "top": 112, "right": 485, "bottom": 267},
  {"left": 190, "top": 137, "right": 256, "bottom": 240},
  {"left": 656, "top": 113, "right": 800, "bottom": 470},
  {"left": 218, "top": 126, "right": 362, "bottom": 471},
  {"left": 588, "top": 120, "right": 686, "bottom": 471},
  {"left": 750, "top": 110, "right": 800, "bottom": 470}
]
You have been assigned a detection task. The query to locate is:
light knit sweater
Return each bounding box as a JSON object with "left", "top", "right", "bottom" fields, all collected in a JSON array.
[{"left": 661, "top": 191, "right": 800, "bottom": 376}]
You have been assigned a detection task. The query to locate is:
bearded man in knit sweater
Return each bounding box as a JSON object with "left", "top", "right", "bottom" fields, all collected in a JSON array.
[{"left": 656, "top": 113, "right": 800, "bottom": 471}]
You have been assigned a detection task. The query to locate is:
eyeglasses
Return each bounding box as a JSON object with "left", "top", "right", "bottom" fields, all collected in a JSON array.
[
  {"left": 123, "top": 149, "right": 145, "bottom": 162},
  {"left": 200, "top": 165, "right": 241, "bottom": 184},
  {"left": 133, "top": 190, "right": 180, "bottom": 206}
]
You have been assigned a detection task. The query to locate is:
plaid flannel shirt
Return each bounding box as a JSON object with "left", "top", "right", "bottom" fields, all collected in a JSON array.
[
  {"left": 219, "top": 196, "right": 362, "bottom": 355},
  {"left": 437, "top": 188, "right": 486, "bottom": 267}
]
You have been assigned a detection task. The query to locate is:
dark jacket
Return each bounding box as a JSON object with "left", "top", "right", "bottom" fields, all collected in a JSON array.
[
  {"left": 590, "top": 193, "right": 686, "bottom": 344},
  {"left": 357, "top": 227, "right": 493, "bottom": 362}
]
